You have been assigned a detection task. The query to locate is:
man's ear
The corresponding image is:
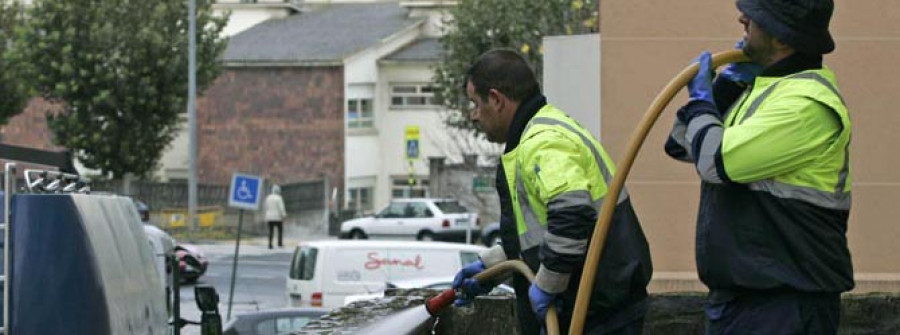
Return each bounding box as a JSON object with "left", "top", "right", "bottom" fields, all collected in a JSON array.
[{"left": 488, "top": 88, "right": 506, "bottom": 109}]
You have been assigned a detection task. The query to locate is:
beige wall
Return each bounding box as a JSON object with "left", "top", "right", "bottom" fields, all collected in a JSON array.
[{"left": 601, "top": 1, "right": 900, "bottom": 291}]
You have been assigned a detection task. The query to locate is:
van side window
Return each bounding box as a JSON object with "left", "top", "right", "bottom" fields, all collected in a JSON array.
[
  {"left": 290, "top": 247, "right": 318, "bottom": 280},
  {"left": 460, "top": 252, "right": 479, "bottom": 266}
]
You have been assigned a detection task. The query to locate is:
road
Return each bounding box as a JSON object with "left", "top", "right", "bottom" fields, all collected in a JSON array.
[{"left": 175, "top": 241, "right": 296, "bottom": 334}]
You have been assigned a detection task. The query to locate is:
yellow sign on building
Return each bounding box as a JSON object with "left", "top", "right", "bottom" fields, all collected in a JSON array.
[{"left": 405, "top": 125, "right": 420, "bottom": 159}]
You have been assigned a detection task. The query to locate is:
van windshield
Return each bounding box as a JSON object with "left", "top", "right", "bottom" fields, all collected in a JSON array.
[
  {"left": 434, "top": 201, "right": 467, "bottom": 214},
  {"left": 290, "top": 247, "right": 317, "bottom": 280}
]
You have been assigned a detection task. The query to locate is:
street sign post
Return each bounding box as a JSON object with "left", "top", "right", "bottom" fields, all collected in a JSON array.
[
  {"left": 228, "top": 173, "right": 263, "bottom": 210},
  {"left": 405, "top": 126, "right": 420, "bottom": 194},
  {"left": 226, "top": 172, "right": 263, "bottom": 320}
]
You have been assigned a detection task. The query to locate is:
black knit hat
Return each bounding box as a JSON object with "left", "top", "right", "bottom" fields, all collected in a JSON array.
[{"left": 737, "top": 0, "right": 835, "bottom": 54}]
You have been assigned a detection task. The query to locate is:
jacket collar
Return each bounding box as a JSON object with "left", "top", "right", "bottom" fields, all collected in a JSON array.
[
  {"left": 760, "top": 52, "right": 823, "bottom": 77},
  {"left": 504, "top": 93, "right": 547, "bottom": 153}
]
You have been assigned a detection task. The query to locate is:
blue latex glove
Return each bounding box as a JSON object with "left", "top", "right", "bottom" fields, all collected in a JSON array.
[
  {"left": 528, "top": 283, "right": 557, "bottom": 323},
  {"left": 688, "top": 51, "right": 715, "bottom": 105},
  {"left": 452, "top": 260, "right": 490, "bottom": 306},
  {"left": 719, "top": 40, "right": 762, "bottom": 85}
]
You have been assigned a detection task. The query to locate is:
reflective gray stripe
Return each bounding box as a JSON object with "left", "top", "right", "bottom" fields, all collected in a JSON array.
[
  {"left": 739, "top": 72, "right": 846, "bottom": 124},
  {"left": 535, "top": 264, "right": 571, "bottom": 294},
  {"left": 739, "top": 82, "right": 780, "bottom": 124},
  {"left": 747, "top": 179, "right": 851, "bottom": 210},
  {"left": 836, "top": 138, "right": 850, "bottom": 194},
  {"left": 528, "top": 117, "right": 629, "bottom": 204},
  {"left": 696, "top": 127, "right": 724, "bottom": 184},
  {"left": 791, "top": 72, "right": 846, "bottom": 105},
  {"left": 686, "top": 114, "right": 722, "bottom": 142},
  {"left": 549, "top": 190, "right": 604, "bottom": 222},
  {"left": 516, "top": 164, "right": 545, "bottom": 250},
  {"left": 478, "top": 245, "right": 508, "bottom": 268},
  {"left": 544, "top": 232, "right": 588, "bottom": 255},
  {"left": 548, "top": 190, "right": 592, "bottom": 211},
  {"left": 669, "top": 118, "right": 690, "bottom": 149}
]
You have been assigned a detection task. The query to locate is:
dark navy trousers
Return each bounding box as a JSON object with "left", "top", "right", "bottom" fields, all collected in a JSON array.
[{"left": 705, "top": 290, "right": 841, "bottom": 335}]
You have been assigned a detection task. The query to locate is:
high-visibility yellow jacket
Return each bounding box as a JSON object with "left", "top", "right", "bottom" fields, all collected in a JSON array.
[
  {"left": 667, "top": 64, "right": 854, "bottom": 294},
  {"left": 480, "top": 98, "right": 652, "bottom": 330}
]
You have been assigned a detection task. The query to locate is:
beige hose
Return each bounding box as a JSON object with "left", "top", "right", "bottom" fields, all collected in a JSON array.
[
  {"left": 567, "top": 49, "right": 751, "bottom": 334},
  {"left": 474, "top": 260, "right": 560, "bottom": 335}
]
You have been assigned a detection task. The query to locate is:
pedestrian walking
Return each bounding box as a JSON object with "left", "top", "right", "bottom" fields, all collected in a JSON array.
[{"left": 264, "top": 185, "right": 287, "bottom": 249}]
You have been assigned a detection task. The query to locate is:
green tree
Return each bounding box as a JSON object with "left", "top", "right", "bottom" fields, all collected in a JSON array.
[
  {"left": 0, "top": 1, "right": 30, "bottom": 125},
  {"left": 433, "top": 0, "right": 598, "bottom": 131},
  {"left": 16, "top": 0, "right": 228, "bottom": 178}
]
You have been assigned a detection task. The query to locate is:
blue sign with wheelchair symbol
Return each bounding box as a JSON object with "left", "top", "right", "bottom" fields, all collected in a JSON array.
[
  {"left": 406, "top": 139, "right": 419, "bottom": 159},
  {"left": 229, "top": 173, "right": 263, "bottom": 210}
]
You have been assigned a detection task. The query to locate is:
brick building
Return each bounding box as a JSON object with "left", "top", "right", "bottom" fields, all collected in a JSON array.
[{"left": 196, "top": 66, "right": 345, "bottom": 187}]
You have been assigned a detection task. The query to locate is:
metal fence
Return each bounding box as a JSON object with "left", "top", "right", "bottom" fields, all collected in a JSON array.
[
  {"left": 91, "top": 178, "right": 327, "bottom": 215},
  {"left": 280, "top": 179, "right": 325, "bottom": 213},
  {"left": 91, "top": 180, "right": 228, "bottom": 209}
]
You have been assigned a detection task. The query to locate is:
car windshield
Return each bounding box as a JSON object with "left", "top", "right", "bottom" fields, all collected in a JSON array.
[{"left": 434, "top": 201, "right": 467, "bottom": 214}]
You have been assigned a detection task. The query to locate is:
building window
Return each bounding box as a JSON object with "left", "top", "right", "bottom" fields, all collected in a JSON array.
[
  {"left": 390, "top": 84, "right": 438, "bottom": 108},
  {"left": 347, "top": 187, "right": 373, "bottom": 212},
  {"left": 347, "top": 98, "right": 373, "bottom": 128},
  {"left": 391, "top": 177, "right": 428, "bottom": 198}
]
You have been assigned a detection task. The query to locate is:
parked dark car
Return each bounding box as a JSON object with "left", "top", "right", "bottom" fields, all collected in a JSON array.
[
  {"left": 175, "top": 244, "right": 208, "bottom": 284},
  {"left": 223, "top": 308, "right": 330, "bottom": 335},
  {"left": 481, "top": 222, "right": 500, "bottom": 247}
]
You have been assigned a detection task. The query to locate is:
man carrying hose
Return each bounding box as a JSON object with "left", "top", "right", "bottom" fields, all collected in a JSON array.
[
  {"left": 665, "top": 0, "right": 853, "bottom": 334},
  {"left": 452, "top": 49, "right": 652, "bottom": 334}
]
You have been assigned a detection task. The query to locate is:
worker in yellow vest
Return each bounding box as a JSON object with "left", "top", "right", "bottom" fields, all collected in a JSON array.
[
  {"left": 665, "top": 0, "right": 853, "bottom": 333},
  {"left": 452, "top": 49, "right": 653, "bottom": 334}
]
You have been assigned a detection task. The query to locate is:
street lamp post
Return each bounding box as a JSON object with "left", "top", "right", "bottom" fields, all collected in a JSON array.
[{"left": 187, "top": 0, "right": 198, "bottom": 241}]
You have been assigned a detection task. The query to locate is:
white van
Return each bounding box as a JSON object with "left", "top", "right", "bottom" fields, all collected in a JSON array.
[{"left": 286, "top": 240, "right": 486, "bottom": 308}]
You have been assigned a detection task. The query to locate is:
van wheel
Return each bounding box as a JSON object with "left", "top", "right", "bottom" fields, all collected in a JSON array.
[
  {"left": 417, "top": 231, "right": 434, "bottom": 241},
  {"left": 350, "top": 229, "right": 367, "bottom": 239}
]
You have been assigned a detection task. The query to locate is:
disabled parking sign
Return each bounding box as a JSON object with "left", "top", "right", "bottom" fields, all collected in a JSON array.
[
  {"left": 405, "top": 125, "right": 420, "bottom": 159},
  {"left": 228, "top": 173, "right": 263, "bottom": 210}
]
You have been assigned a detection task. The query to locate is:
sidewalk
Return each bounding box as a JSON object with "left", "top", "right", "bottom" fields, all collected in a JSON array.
[{"left": 188, "top": 233, "right": 337, "bottom": 257}]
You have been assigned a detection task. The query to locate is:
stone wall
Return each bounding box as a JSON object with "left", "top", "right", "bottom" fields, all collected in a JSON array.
[
  {"left": 298, "top": 288, "right": 518, "bottom": 335},
  {"left": 196, "top": 66, "right": 345, "bottom": 191},
  {"left": 298, "top": 291, "right": 900, "bottom": 334}
]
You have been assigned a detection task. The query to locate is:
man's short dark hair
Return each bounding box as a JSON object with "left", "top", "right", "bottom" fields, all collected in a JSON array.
[{"left": 466, "top": 49, "right": 540, "bottom": 103}]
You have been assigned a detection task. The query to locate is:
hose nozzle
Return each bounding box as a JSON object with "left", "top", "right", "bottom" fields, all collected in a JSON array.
[{"left": 424, "top": 289, "right": 456, "bottom": 316}]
